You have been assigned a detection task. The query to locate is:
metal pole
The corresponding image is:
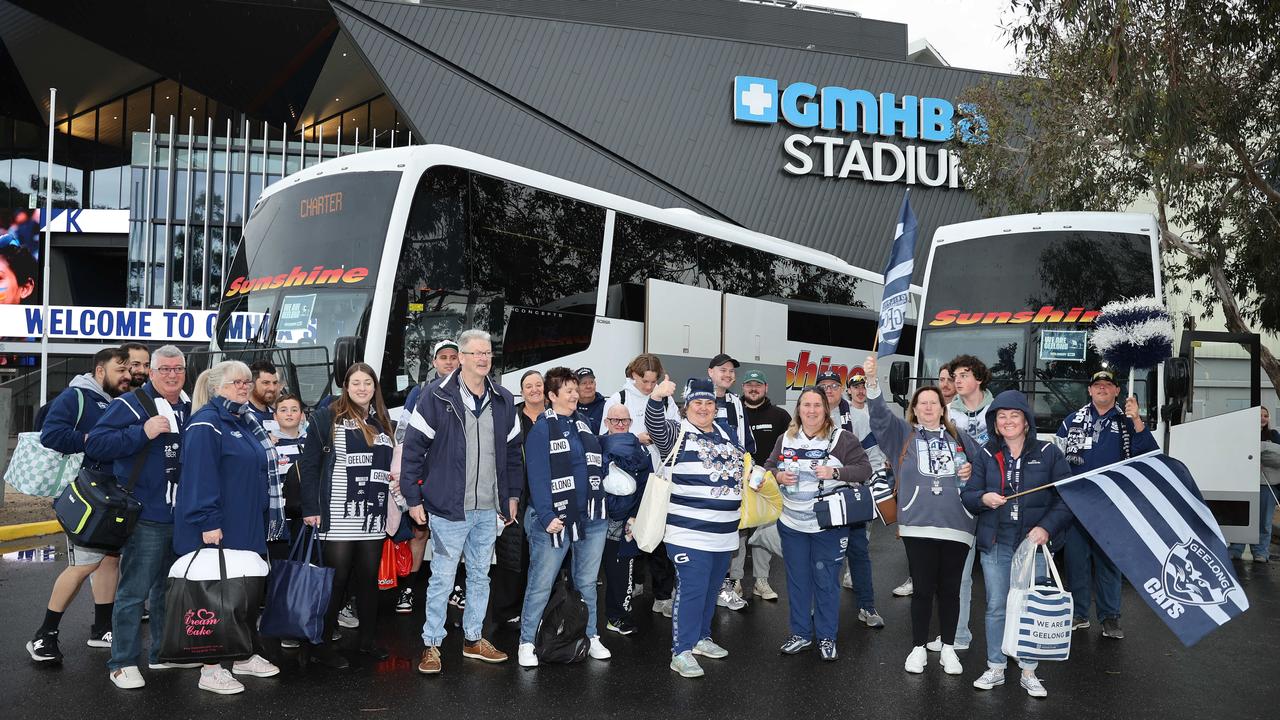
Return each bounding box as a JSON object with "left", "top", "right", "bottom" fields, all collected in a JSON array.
[
  {"left": 162, "top": 114, "right": 175, "bottom": 308},
  {"left": 182, "top": 116, "right": 194, "bottom": 309},
  {"left": 144, "top": 113, "right": 156, "bottom": 306},
  {"left": 202, "top": 117, "right": 212, "bottom": 309},
  {"left": 221, "top": 119, "right": 231, "bottom": 294},
  {"left": 39, "top": 88, "right": 55, "bottom": 406}
]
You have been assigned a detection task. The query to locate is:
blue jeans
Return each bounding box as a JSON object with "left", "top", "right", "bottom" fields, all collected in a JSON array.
[
  {"left": 667, "top": 543, "right": 732, "bottom": 655},
  {"left": 979, "top": 541, "right": 1047, "bottom": 670},
  {"left": 519, "top": 510, "right": 607, "bottom": 644},
  {"left": 109, "top": 520, "right": 174, "bottom": 670},
  {"left": 1063, "top": 523, "right": 1121, "bottom": 621},
  {"left": 779, "top": 522, "right": 848, "bottom": 640},
  {"left": 421, "top": 510, "right": 498, "bottom": 646},
  {"left": 846, "top": 522, "right": 875, "bottom": 611},
  {"left": 956, "top": 546, "right": 974, "bottom": 646},
  {"left": 1229, "top": 485, "right": 1278, "bottom": 561}
]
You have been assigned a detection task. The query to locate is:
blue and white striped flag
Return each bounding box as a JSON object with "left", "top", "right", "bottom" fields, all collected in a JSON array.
[
  {"left": 1056, "top": 451, "right": 1250, "bottom": 647},
  {"left": 877, "top": 192, "right": 916, "bottom": 357}
]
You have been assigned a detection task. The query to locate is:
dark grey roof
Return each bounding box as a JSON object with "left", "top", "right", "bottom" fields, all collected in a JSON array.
[{"left": 335, "top": 0, "right": 993, "bottom": 280}]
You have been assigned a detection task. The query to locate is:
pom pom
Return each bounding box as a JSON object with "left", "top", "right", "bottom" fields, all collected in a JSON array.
[{"left": 1089, "top": 296, "right": 1174, "bottom": 371}]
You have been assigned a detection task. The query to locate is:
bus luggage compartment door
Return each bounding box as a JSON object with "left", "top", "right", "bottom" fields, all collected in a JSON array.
[
  {"left": 645, "top": 278, "right": 722, "bottom": 382},
  {"left": 1167, "top": 406, "right": 1261, "bottom": 545},
  {"left": 722, "top": 293, "right": 789, "bottom": 391}
]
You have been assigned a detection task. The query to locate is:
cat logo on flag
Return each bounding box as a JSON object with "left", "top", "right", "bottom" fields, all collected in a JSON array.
[{"left": 1161, "top": 539, "right": 1239, "bottom": 607}]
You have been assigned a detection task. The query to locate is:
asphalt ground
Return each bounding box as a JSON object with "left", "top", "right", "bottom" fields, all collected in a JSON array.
[{"left": 0, "top": 529, "right": 1275, "bottom": 720}]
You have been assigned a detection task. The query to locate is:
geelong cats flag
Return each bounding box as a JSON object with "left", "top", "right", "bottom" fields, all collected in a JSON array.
[
  {"left": 1056, "top": 451, "right": 1249, "bottom": 646},
  {"left": 877, "top": 192, "right": 916, "bottom": 357}
]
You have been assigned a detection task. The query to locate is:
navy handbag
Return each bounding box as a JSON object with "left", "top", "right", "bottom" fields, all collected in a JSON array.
[{"left": 259, "top": 526, "right": 334, "bottom": 645}]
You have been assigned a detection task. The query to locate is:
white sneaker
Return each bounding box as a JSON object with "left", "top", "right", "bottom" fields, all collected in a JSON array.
[
  {"left": 716, "top": 581, "right": 747, "bottom": 611},
  {"left": 926, "top": 635, "right": 970, "bottom": 651},
  {"left": 110, "top": 666, "right": 146, "bottom": 689},
  {"left": 148, "top": 662, "right": 201, "bottom": 670},
  {"left": 337, "top": 602, "right": 359, "bottom": 628},
  {"left": 653, "top": 598, "right": 673, "bottom": 617},
  {"left": 904, "top": 646, "right": 927, "bottom": 674},
  {"left": 588, "top": 636, "right": 612, "bottom": 660},
  {"left": 940, "top": 645, "right": 963, "bottom": 675},
  {"left": 232, "top": 654, "right": 280, "bottom": 678},
  {"left": 517, "top": 642, "right": 538, "bottom": 667},
  {"left": 753, "top": 578, "right": 778, "bottom": 601},
  {"left": 1020, "top": 673, "right": 1048, "bottom": 698},
  {"left": 974, "top": 667, "right": 1006, "bottom": 690},
  {"left": 280, "top": 639, "right": 300, "bottom": 649},
  {"left": 198, "top": 666, "right": 245, "bottom": 695},
  {"left": 892, "top": 577, "right": 914, "bottom": 597}
]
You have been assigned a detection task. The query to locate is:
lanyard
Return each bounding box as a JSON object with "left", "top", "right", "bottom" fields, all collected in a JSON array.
[{"left": 995, "top": 451, "right": 1023, "bottom": 495}]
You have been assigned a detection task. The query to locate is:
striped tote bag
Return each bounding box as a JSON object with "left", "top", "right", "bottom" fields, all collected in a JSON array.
[{"left": 1001, "top": 541, "right": 1073, "bottom": 662}]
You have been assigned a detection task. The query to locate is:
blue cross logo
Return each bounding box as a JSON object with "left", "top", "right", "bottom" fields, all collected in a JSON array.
[{"left": 733, "top": 76, "right": 778, "bottom": 124}]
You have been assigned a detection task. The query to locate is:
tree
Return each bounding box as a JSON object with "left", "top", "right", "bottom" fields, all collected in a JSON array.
[{"left": 952, "top": 0, "right": 1280, "bottom": 392}]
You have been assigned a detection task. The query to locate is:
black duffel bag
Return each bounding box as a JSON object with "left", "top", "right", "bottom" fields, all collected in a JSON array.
[{"left": 53, "top": 389, "right": 157, "bottom": 551}]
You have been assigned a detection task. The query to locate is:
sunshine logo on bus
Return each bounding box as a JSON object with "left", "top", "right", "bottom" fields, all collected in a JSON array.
[
  {"left": 225, "top": 265, "right": 370, "bottom": 298},
  {"left": 929, "top": 306, "right": 1101, "bottom": 327}
]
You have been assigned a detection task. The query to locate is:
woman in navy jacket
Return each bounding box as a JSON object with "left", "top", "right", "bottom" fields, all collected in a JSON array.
[
  {"left": 960, "top": 390, "right": 1073, "bottom": 699},
  {"left": 175, "top": 360, "right": 280, "bottom": 694}
]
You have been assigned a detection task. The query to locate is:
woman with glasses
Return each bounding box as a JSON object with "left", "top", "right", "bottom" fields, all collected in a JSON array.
[
  {"left": 175, "top": 361, "right": 282, "bottom": 694},
  {"left": 600, "top": 403, "right": 660, "bottom": 636},
  {"left": 299, "top": 362, "right": 396, "bottom": 668}
]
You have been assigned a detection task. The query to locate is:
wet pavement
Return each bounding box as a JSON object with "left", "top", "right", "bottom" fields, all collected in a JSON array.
[{"left": 1, "top": 530, "right": 1275, "bottom": 719}]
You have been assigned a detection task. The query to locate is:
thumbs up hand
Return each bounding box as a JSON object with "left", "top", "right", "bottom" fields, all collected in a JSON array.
[{"left": 651, "top": 374, "right": 677, "bottom": 401}]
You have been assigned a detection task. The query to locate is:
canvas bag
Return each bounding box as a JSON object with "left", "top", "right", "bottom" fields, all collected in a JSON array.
[
  {"left": 4, "top": 390, "right": 85, "bottom": 497},
  {"left": 632, "top": 431, "right": 686, "bottom": 554},
  {"left": 1001, "top": 539, "right": 1073, "bottom": 662}
]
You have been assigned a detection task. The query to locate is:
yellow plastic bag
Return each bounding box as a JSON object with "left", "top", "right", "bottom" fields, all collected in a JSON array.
[{"left": 740, "top": 453, "right": 783, "bottom": 529}]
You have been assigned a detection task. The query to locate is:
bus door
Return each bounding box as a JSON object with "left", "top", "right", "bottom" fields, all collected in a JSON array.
[
  {"left": 645, "top": 278, "right": 722, "bottom": 384},
  {"left": 1165, "top": 332, "right": 1264, "bottom": 545},
  {"left": 722, "top": 293, "right": 789, "bottom": 392}
]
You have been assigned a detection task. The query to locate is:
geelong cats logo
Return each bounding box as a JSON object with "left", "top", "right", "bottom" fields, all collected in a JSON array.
[{"left": 1160, "top": 539, "right": 1239, "bottom": 607}]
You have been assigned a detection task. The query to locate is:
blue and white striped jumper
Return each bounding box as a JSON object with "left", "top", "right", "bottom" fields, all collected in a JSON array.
[{"left": 644, "top": 399, "right": 744, "bottom": 552}]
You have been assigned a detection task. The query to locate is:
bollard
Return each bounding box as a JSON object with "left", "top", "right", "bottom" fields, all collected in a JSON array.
[{"left": 0, "top": 387, "right": 11, "bottom": 507}]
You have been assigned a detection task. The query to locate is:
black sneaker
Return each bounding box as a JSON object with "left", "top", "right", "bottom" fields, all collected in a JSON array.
[
  {"left": 27, "top": 631, "right": 63, "bottom": 663},
  {"left": 87, "top": 628, "right": 113, "bottom": 648},
  {"left": 141, "top": 607, "right": 150, "bottom": 623},
  {"left": 1101, "top": 618, "right": 1125, "bottom": 639},
  {"left": 395, "top": 587, "right": 414, "bottom": 614},
  {"left": 606, "top": 618, "right": 638, "bottom": 636},
  {"left": 448, "top": 585, "right": 467, "bottom": 611}
]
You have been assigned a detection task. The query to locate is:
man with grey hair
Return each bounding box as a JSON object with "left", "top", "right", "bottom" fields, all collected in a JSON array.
[
  {"left": 86, "top": 345, "right": 193, "bottom": 690},
  {"left": 401, "top": 329, "right": 524, "bottom": 675}
]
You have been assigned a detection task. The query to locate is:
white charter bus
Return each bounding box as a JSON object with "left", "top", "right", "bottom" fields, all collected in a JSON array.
[
  {"left": 887, "top": 212, "right": 1260, "bottom": 543},
  {"left": 207, "top": 145, "right": 913, "bottom": 411}
]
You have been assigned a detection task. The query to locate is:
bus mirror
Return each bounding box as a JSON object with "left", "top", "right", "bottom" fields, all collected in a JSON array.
[
  {"left": 889, "top": 361, "right": 910, "bottom": 397},
  {"left": 1164, "top": 357, "right": 1189, "bottom": 402},
  {"left": 333, "top": 336, "right": 362, "bottom": 386}
]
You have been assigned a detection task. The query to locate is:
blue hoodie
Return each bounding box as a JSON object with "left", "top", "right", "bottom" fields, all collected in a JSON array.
[
  {"left": 961, "top": 390, "right": 1074, "bottom": 552},
  {"left": 40, "top": 374, "right": 114, "bottom": 461}
]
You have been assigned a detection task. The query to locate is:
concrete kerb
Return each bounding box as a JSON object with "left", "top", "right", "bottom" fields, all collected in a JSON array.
[{"left": 0, "top": 520, "right": 62, "bottom": 543}]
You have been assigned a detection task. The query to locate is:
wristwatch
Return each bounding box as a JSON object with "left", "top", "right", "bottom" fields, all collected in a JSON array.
[{"left": 832, "top": 467, "right": 841, "bottom": 481}]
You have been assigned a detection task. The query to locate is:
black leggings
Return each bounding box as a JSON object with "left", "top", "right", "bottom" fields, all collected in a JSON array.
[
  {"left": 323, "top": 538, "right": 383, "bottom": 649},
  {"left": 902, "top": 537, "right": 970, "bottom": 647}
]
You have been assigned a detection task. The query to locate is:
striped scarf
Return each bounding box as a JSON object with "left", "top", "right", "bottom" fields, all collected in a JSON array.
[
  {"left": 544, "top": 409, "right": 604, "bottom": 548},
  {"left": 218, "top": 397, "right": 287, "bottom": 542}
]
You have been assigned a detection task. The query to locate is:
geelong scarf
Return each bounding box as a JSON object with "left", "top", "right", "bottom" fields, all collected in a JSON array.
[
  {"left": 219, "top": 397, "right": 287, "bottom": 542},
  {"left": 544, "top": 409, "right": 605, "bottom": 548}
]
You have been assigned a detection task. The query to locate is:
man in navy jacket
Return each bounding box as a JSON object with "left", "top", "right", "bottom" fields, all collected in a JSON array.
[
  {"left": 1054, "top": 369, "right": 1158, "bottom": 641},
  {"left": 25, "top": 347, "right": 131, "bottom": 664},
  {"left": 85, "top": 345, "right": 191, "bottom": 690},
  {"left": 401, "top": 329, "right": 523, "bottom": 675}
]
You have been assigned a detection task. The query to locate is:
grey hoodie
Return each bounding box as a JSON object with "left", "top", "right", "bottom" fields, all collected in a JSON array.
[
  {"left": 869, "top": 388, "right": 979, "bottom": 546},
  {"left": 948, "top": 389, "right": 994, "bottom": 446},
  {"left": 69, "top": 372, "right": 113, "bottom": 404}
]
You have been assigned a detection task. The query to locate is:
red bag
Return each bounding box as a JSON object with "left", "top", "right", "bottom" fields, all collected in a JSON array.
[
  {"left": 378, "top": 538, "right": 398, "bottom": 590},
  {"left": 394, "top": 540, "right": 413, "bottom": 578}
]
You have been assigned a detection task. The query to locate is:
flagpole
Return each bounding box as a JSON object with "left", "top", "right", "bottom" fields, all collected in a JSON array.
[
  {"left": 999, "top": 449, "right": 1163, "bottom": 501},
  {"left": 39, "top": 88, "right": 55, "bottom": 407}
]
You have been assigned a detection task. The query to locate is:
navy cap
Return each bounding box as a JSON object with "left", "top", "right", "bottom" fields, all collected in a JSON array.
[
  {"left": 684, "top": 378, "right": 717, "bottom": 403},
  {"left": 574, "top": 367, "right": 596, "bottom": 379},
  {"left": 708, "top": 353, "right": 739, "bottom": 369},
  {"left": 816, "top": 370, "right": 842, "bottom": 386},
  {"left": 1090, "top": 369, "right": 1118, "bottom": 386}
]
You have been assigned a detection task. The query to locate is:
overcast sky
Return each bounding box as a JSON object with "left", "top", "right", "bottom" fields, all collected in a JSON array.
[{"left": 804, "top": 0, "right": 1022, "bottom": 74}]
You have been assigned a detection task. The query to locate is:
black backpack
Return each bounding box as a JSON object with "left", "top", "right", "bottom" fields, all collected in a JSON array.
[{"left": 534, "top": 575, "right": 590, "bottom": 663}]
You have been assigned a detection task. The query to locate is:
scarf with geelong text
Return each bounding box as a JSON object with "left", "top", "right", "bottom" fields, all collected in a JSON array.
[
  {"left": 544, "top": 409, "right": 605, "bottom": 548},
  {"left": 218, "top": 397, "right": 287, "bottom": 542}
]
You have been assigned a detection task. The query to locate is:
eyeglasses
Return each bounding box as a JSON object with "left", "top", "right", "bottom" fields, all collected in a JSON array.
[
  {"left": 154, "top": 366, "right": 186, "bottom": 375},
  {"left": 606, "top": 418, "right": 632, "bottom": 425},
  {"left": 223, "top": 379, "right": 251, "bottom": 387},
  {"left": 461, "top": 350, "right": 494, "bottom": 357}
]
